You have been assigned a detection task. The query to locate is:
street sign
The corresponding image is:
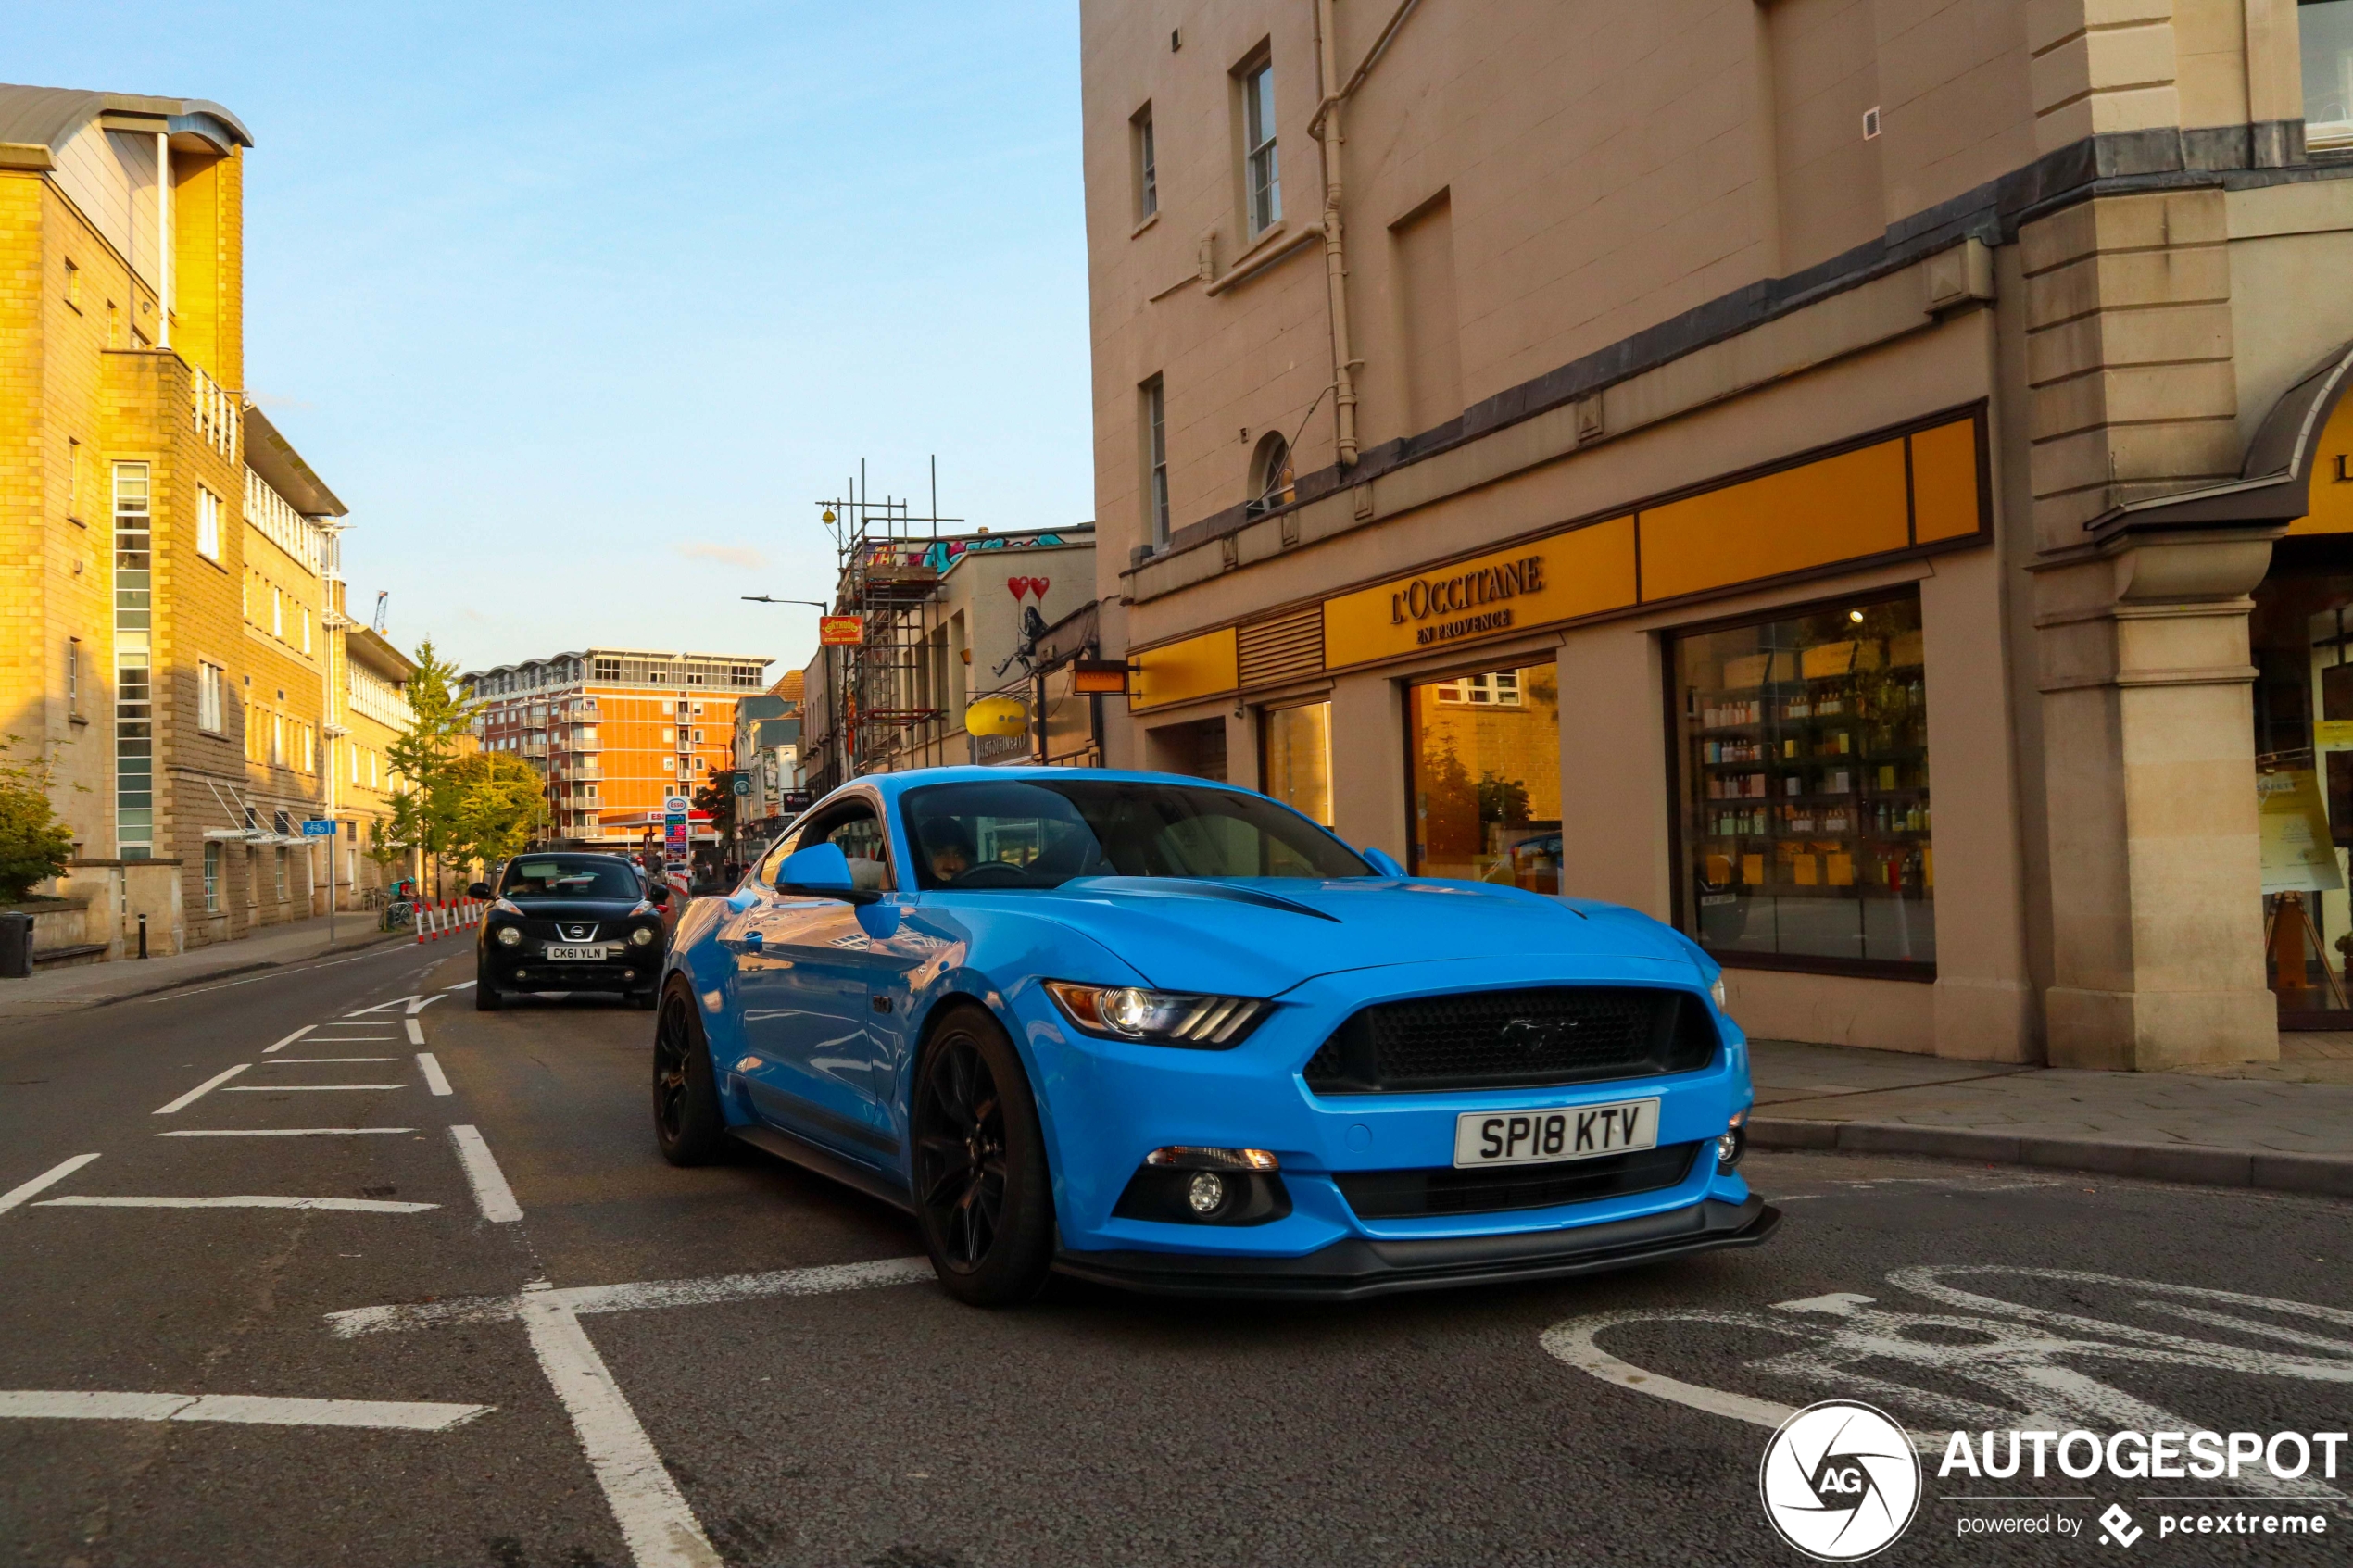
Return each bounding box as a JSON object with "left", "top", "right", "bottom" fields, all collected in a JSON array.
[
  {"left": 731, "top": 775, "right": 751, "bottom": 797},
  {"left": 299, "top": 819, "right": 336, "bottom": 837},
  {"left": 819, "top": 616, "right": 862, "bottom": 646},
  {"left": 663, "top": 796, "right": 692, "bottom": 816}
]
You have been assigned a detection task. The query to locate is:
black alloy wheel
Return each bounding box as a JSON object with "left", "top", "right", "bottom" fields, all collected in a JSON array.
[
  {"left": 651, "top": 978, "right": 725, "bottom": 1165},
  {"left": 911, "top": 1005, "right": 1054, "bottom": 1306}
]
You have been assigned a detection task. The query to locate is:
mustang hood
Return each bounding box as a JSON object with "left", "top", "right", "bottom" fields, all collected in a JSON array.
[{"left": 1026, "top": 877, "right": 1697, "bottom": 994}]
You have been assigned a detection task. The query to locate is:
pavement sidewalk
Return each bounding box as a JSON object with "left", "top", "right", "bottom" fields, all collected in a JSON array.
[
  {"left": 1746, "top": 1036, "right": 2353, "bottom": 1198},
  {"left": 0, "top": 912, "right": 419, "bottom": 1021}
]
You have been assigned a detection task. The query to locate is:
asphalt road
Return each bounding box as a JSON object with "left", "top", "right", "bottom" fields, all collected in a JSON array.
[{"left": 2, "top": 940, "right": 2348, "bottom": 1568}]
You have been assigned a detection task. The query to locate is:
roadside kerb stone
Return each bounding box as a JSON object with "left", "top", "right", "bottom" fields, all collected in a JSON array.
[{"left": 1749, "top": 1117, "right": 2353, "bottom": 1198}]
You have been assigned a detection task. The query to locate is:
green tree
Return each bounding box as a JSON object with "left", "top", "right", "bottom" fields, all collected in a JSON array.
[
  {"left": 383, "top": 641, "right": 481, "bottom": 897},
  {"left": 446, "top": 752, "right": 548, "bottom": 877},
  {"left": 692, "top": 768, "right": 736, "bottom": 844},
  {"left": 0, "top": 736, "right": 76, "bottom": 902}
]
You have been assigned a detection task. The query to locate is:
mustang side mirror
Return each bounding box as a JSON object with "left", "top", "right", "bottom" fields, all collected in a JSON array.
[
  {"left": 774, "top": 842, "right": 884, "bottom": 907},
  {"left": 1361, "top": 847, "right": 1408, "bottom": 879},
  {"left": 466, "top": 881, "right": 493, "bottom": 899}
]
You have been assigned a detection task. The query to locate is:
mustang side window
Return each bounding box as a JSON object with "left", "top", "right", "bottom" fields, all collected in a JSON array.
[{"left": 822, "top": 811, "right": 894, "bottom": 892}]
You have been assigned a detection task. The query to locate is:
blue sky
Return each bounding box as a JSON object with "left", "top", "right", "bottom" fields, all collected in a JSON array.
[{"left": 19, "top": 1, "right": 1091, "bottom": 681}]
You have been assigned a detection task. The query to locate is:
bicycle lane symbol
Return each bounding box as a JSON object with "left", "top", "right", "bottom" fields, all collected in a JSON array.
[{"left": 1541, "top": 1266, "right": 2353, "bottom": 1510}]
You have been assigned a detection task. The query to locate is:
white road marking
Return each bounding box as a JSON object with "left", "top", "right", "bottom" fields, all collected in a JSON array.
[
  {"left": 0, "top": 1390, "right": 488, "bottom": 1431},
  {"left": 264, "top": 1058, "right": 396, "bottom": 1064},
  {"left": 158, "top": 1128, "right": 414, "bottom": 1138},
  {"left": 346, "top": 996, "right": 421, "bottom": 1017},
  {"left": 448, "top": 1125, "right": 522, "bottom": 1223},
  {"left": 153, "top": 1064, "right": 249, "bottom": 1115},
  {"left": 406, "top": 1017, "right": 426, "bottom": 1046},
  {"left": 263, "top": 1026, "right": 316, "bottom": 1054},
  {"left": 0, "top": 1154, "right": 101, "bottom": 1215},
  {"left": 129, "top": 950, "right": 390, "bottom": 1006},
  {"left": 409, "top": 993, "right": 447, "bottom": 1014},
  {"left": 516, "top": 1280, "right": 723, "bottom": 1568},
  {"left": 328, "top": 1257, "right": 935, "bottom": 1336},
  {"left": 416, "top": 1052, "right": 452, "bottom": 1096},
  {"left": 445, "top": 980, "right": 477, "bottom": 991},
  {"left": 223, "top": 1084, "right": 409, "bottom": 1092},
  {"left": 36, "top": 1196, "right": 437, "bottom": 1213}
]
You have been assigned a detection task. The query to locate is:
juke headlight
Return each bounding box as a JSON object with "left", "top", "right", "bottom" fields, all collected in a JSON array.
[
  {"left": 1043, "top": 982, "right": 1272, "bottom": 1048},
  {"left": 495, "top": 924, "right": 522, "bottom": 947},
  {"left": 628, "top": 925, "right": 658, "bottom": 947}
]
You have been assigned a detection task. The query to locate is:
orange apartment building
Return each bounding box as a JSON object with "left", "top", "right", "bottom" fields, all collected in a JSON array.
[{"left": 459, "top": 648, "right": 772, "bottom": 856}]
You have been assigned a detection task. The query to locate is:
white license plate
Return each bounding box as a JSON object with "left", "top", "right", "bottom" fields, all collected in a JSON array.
[
  {"left": 543, "top": 946, "right": 612, "bottom": 961},
  {"left": 1453, "top": 1098, "right": 1661, "bottom": 1169}
]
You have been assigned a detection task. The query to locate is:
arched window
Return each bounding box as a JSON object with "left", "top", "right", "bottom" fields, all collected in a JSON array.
[{"left": 1247, "top": 431, "right": 1294, "bottom": 518}]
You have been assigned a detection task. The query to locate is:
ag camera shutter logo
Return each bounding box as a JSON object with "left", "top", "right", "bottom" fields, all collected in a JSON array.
[{"left": 1758, "top": 1400, "right": 1921, "bottom": 1561}]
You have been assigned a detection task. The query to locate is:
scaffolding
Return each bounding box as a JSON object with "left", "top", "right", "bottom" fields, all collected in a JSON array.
[{"left": 814, "top": 460, "right": 963, "bottom": 784}]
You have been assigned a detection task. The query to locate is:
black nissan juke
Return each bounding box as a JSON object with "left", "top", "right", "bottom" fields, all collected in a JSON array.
[{"left": 470, "top": 853, "right": 672, "bottom": 1010}]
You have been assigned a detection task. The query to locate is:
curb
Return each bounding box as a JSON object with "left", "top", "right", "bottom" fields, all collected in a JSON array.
[
  {"left": 1748, "top": 1116, "right": 2353, "bottom": 1199},
  {"left": 11, "top": 926, "right": 416, "bottom": 1017}
]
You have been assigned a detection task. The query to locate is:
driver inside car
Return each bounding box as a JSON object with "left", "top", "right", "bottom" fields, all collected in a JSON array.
[{"left": 920, "top": 822, "right": 976, "bottom": 883}]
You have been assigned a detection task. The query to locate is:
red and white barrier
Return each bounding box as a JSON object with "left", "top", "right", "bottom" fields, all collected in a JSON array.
[{"left": 413, "top": 897, "right": 486, "bottom": 944}]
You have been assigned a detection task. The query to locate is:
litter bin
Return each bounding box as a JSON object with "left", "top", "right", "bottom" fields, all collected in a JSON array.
[{"left": 0, "top": 911, "right": 31, "bottom": 980}]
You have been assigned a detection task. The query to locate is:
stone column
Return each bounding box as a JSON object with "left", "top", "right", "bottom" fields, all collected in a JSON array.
[{"left": 2022, "top": 187, "right": 2280, "bottom": 1069}]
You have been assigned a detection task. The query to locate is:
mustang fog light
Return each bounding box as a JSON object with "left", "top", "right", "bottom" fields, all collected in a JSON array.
[
  {"left": 628, "top": 925, "right": 658, "bottom": 947},
  {"left": 1718, "top": 1109, "right": 1748, "bottom": 1172},
  {"left": 1187, "top": 1172, "right": 1226, "bottom": 1214},
  {"left": 1042, "top": 981, "right": 1273, "bottom": 1048},
  {"left": 496, "top": 925, "right": 522, "bottom": 947},
  {"left": 1114, "top": 1149, "right": 1290, "bottom": 1226}
]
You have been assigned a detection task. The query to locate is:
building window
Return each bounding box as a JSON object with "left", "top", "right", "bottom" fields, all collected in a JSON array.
[
  {"left": 64, "top": 257, "right": 80, "bottom": 308},
  {"left": 1242, "top": 58, "right": 1280, "bottom": 235},
  {"left": 1133, "top": 104, "right": 1158, "bottom": 220},
  {"left": 1246, "top": 431, "right": 1293, "bottom": 517},
  {"left": 271, "top": 585, "right": 284, "bottom": 640},
  {"left": 1408, "top": 661, "right": 1560, "bottom": 892},
  {"left": 196, "top": 484, "right": 221, "bottom": 561},
  {"left": 67, "top": 641, "right": 81, "bottom": 716},
  {"left": 112, "top": 463, "right": 155, "bottom": 859},
  {"left": 1671, "top": 592, "right": 1932, "bottom": 971},
  {"left": 2306, "top": 0, "right": 2353, "bottom": 148},
  {"left": 299, "top": 724, "right": 314, "bottom": 773},
  {"left": 68, "top": 437, "right": 82, "bottom": 521},
  {"left": 1142, "top": 375, "right": 1170, "bottom": 546},
  {"left": 1261, "top": 700, "right": 1334, "bottom": 827},
  {"left": 198, "top": 660, "right": 224, "bottom": 733},
  {"left": 301, "top": 607, "right": 311, "bottom": 655},
  {"left": 271, "top": 712, "right": 285, "bottom": 768},
  {"left": 203, "top": 842, "right": 220, "bottom": 911},
  {"left": 274, "top": 847, "right": 288, "bottom": 902}
]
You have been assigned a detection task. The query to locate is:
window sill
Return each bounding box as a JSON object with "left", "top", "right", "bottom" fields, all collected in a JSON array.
[
  {"left": 1203, "top": 224, "right": 1317, "bottom": 297},
  {"left": 67, "top": 714, "right": 88, "bottom": 728},
  {"left": 1131, "top": 210, "right": 1160, "bottom": 238}
]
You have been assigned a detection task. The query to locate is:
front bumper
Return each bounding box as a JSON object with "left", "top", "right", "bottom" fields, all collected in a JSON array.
[
  {"left": 481, "top": 947, "right": 661, "bottom": 993},
  {"left": 1054, "top": 1194, "right": 1780, "bottom": 1300}
]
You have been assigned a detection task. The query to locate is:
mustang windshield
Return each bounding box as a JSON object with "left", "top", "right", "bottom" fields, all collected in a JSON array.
[
  {"left": 500, "top": 857, "right": 641, "bottom": 901},
  {"left": 901, "top": 779, "right": 1369, "bottom": 891}
]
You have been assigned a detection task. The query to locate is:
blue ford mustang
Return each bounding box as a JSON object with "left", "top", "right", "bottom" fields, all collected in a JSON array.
[{"left": 652, "top": 767, "right": 1777, "bottom": 1305}]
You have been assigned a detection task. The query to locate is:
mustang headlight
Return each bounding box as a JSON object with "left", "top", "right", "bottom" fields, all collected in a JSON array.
[
  {"left": 1710, "top": 975, "right": 1727, "bottom": 1010},
  {"left": 495, "top": 924, "right": 522, "bottom": 947},
  {"left": 628, "top": 925, "right": 658, "bottom": 947},
  {"left": 1042, "top": 982, "right": 1272, "bottom": 1048}
]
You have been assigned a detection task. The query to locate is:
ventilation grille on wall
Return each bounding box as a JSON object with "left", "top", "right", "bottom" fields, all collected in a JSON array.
[{"left": 1237, "top": 605, "right": 1325, "bottom": 689}]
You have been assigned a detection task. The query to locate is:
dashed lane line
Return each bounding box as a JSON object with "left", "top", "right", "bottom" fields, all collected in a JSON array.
[
  {"left": 445, "top": 980, "right": 477, "bottom": 991},
  {"left": 416, "top": 1052, "right": 452, "bottom": 1096},
  {"left": 153, "top": 1064, "right": 249, "bottom": 1115},
  {"left": 263, "top": 1057, "right": 397, "bottom": 1064},
  {"left": 263, "top": 1026, "right": 315, "bottom": 1054},
  {"left": 158, "top": 1128, "right": 414, "bottom": 1138},
  {"left": 124, "top": 947, "right": 404, "bottom": 1006},
  {"left": 447, "top": 1125, "right": 522, "bottom": 1223},
  {"left": 35, "top": 1196, "right": 438, "bottom": 1213},
  {"left": 406, "top": 1017, "right": 426, "bottom": 1046},
  {"left": 0, "top": 1390, "right": 489, "bottom": 1431},
  {"left": 224, "top": 1084, "right": 410, "bottom": 1093},
  {"left": 328, "top": 1257, "right": 936, "bottom": 1336},
  {"left": 0, "top": 1154, "right": 101, "bottom": 1215}
]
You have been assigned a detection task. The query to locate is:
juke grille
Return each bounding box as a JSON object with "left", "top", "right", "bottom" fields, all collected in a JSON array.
[
  {"left": 1302, "top": 985, "right": 1718, "bottom": 1095},
  {"left": 1335, "top": 1143, "right": 1699, "bottom": 1219}
]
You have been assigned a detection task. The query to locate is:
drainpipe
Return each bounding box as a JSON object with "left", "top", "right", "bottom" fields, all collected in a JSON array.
[
  {"left": 1313, "top": 0, "right": 1360, "bottom": 468},
  {"left": 155, "top": 132, "right": 170, "bottom": 351}
]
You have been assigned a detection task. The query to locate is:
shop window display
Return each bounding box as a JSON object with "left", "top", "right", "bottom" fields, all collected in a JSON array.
[
  {"left": 1262, "top": 700, "right": 1335, "bottom": 826},
  {"left": 1672, "top": 595, "right": 1932, "bottom": 969},
  {"left": 1408, "top": 661, "right": 1561, "bottom": 892}
]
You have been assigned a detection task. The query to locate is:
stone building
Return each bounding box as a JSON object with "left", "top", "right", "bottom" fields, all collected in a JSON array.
[
  {"left": 0, "top": 82, "right": 382, "bottom": 956},
  {"left": 1080, "top": 0, "right": 2353, "bottom": 1069}
]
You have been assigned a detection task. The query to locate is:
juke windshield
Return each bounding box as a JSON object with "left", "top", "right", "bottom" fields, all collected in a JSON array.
[
  {"left": 900, "top": 779, "right": 1368, "bottom": 892},
  {"left": 499, "top": 857, "right": 642, "bottom": 901}
]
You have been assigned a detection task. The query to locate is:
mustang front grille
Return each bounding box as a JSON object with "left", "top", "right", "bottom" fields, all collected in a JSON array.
[
  {"left": 1334, "top": 1143, "right": 1698, "bottom": 1219},
  {"left": 1302, "top": 985, "right": 1718, "bottom": 1094}
]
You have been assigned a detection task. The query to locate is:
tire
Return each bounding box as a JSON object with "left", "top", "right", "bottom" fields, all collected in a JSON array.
[
  {"left": 652, "top": 977, "right": 728, "bottom": 1166},
  {"left": 474, "top": 966, "right": 503, "bottom": 1011},
  {"left": 910, "top": 1003, "right": 1055, "bottom": 1307}
]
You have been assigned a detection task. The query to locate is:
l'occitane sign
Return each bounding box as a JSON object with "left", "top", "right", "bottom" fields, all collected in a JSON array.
[{"left": 1323, "top": 516, "right": 1638, "bottom": 669}]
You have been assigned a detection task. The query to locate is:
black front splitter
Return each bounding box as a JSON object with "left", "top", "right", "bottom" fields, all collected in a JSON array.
[{"left": 1051, "top": 1195, "right": 1780, "bottom": 1301}]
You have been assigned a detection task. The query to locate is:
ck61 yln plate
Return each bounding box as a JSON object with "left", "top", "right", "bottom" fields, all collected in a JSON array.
[
  {"left": 1453, "top": 1098, "right": 1660, "bottom": 1169},
  {"left": 543, "top": 945, "right": 612, "bottom": 961}
]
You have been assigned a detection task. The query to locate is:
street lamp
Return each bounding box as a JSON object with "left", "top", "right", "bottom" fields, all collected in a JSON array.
[{"left": 740, "top": 593, "right": 843, "bottom": 799}]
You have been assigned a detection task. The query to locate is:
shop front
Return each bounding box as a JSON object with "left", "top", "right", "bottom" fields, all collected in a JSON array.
[{"left": 1125, "top": 405, "right": 2011, "bottom": 1059}]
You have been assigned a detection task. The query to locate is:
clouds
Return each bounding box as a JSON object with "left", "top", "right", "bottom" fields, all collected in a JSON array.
[{"left": 673, "top": 542, "right": 767, "bottom": 571}]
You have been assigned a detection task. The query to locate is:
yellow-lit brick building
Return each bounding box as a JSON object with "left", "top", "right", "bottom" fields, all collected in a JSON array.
[{"left": 0, "top": 82, "right": 389, "bottom": 955}]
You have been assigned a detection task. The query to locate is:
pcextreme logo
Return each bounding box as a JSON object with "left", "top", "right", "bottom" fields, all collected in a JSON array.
[{"left": 1759, "top": 1400, "right": 1923, "bottom": 1561}]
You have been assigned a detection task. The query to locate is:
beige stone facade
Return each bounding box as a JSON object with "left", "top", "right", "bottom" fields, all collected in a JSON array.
[{"left": 1081, "top": 0, "right": 2353, "bottom": 1069}]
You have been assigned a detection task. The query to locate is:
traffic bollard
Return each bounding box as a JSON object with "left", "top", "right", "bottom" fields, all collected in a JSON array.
[{"left": 0, "top": 911, "right": 31, "bottom": 979}]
